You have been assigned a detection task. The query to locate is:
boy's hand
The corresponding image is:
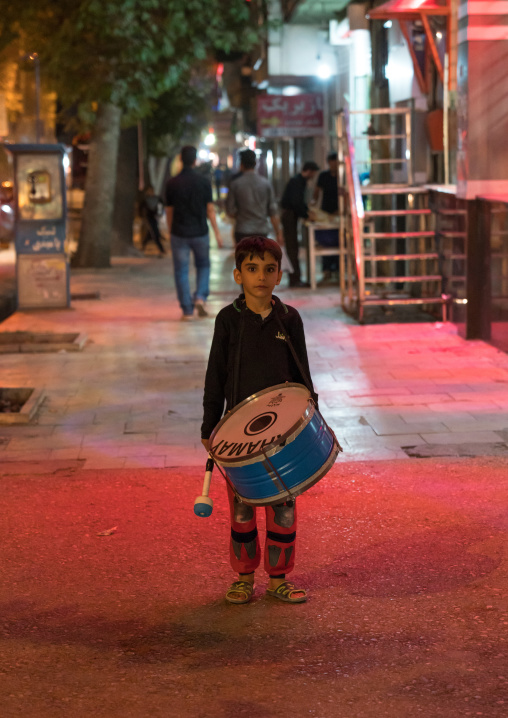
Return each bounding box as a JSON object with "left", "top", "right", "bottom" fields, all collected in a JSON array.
[{"left": 201, "top": 438, "right": 210, "bottom": 451}]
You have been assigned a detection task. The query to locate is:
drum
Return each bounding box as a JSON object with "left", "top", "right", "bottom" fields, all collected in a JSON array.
[{"left": 209, "top": 383, "right": 341, "bottom": 506}]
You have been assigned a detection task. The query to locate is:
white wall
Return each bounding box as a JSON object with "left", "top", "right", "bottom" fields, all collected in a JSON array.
[
  {"left": 268, "top": 25, "right": 338, "bottom": 77},
  {"left": 386, "top": 23, "right": 426, "bottom": 108}
]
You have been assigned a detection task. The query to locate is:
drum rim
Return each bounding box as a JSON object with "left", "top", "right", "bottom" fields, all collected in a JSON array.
[{"left": 210, "top": 382, "right": 312, "bottom": 466}]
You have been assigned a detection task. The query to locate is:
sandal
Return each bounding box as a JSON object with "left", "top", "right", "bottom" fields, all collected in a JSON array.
[
  {"left": 266, "top": 581, "right": 307, "bottom": 603},
  {"left": 225, "top": 580, "right": 254, "bottom": 604}
]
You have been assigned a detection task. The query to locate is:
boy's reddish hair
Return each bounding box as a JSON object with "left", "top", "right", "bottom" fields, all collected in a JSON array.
[{"left": 235, "top": 235, "right": 282, "bottom": 271}]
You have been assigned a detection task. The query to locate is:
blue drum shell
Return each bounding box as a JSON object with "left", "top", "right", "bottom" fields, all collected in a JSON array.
[{"left": 221, "top": 408, "right": 337, "bottom": 504}]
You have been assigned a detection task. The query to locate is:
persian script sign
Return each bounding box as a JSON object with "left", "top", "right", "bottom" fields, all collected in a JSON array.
[{"left": 257, "top": 94, "right": 324, "bottom": 138}]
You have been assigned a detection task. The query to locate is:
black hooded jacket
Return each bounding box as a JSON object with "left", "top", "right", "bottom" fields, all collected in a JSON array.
[{"left": 201, "top": 294, "right": 317, "bottom": 440}]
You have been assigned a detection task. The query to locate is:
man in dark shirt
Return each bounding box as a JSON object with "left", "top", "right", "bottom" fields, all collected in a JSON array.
[
  {"left": 226, "top": 149, "right": 283, "bottom": 245},
  {"left": 165, "top": 145, "right": 223, "bottom": 320},
  {"left": 312, "top": 152, "right": 346, "bottom": 282},
  {"left": 280, "top": 161, "right": 319, "bottom": 287}
]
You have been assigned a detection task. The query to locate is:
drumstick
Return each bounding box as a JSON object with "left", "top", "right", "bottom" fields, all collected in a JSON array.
[{"left": 193, "top": 455, "right": 214, "bottom": 517}]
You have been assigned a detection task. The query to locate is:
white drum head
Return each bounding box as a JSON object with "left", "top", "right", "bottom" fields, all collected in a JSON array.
[{"left": 211, "top": 383, "right": 311, "bottom": 464}]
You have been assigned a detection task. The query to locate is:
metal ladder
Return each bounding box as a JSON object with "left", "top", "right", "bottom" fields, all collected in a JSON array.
[{"left": 337, "top": 108, "right": 449, "bottom": 323}]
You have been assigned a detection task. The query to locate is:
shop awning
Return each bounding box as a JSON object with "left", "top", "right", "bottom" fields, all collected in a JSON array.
[
  {"left": 367, "top": 0, "right": 449, "bottom": 21},
  {"left": 367, "top": 0, "right": 450, "bottom": 92}
]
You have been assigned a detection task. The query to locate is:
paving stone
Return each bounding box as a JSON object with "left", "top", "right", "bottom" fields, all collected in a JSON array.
[
  {"left": 419, "top": 430, "right": 504, "bottom": 444},
  {"left": 367, "top": 417, "right": 448, "bottom": 435},
  {"left": 402, "top": 442, "right": 508, "bottom": 458},
  {"left": 1, "top": 244, "right": 508, "bottom": 468},
  {"left": 389, "top": 393, "right": 454, "bottom": 405}
]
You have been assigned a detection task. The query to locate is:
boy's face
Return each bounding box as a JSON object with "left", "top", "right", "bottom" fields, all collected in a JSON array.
[{"left": 234, "top": 252, "right": 282, "bottom": 300}]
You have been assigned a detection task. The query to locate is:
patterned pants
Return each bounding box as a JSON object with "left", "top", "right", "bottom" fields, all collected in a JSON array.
[{"left": 227, "top": 484, "right": 297, "bottom": 578}]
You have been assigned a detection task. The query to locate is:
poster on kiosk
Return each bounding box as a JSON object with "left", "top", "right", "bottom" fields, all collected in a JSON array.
[{"left": 6, "top": 143, "right": 70, "bottom": 309}]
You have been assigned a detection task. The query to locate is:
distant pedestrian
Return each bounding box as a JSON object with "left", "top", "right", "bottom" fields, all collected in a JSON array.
[
  {"left": 141, "top": 185, "right": 165, "bottom": 257},
  {"left": 312, "top": 152, "right": 346, "bottom": 283},
  {"left": 226, "top": 149, "right": 283, "bottom": 246},
  {"left": 280, "top": 161, "right": 319, "bottom": 287},
  {"left": 165, "top": 146, "right": 223, "bottom": 321}
]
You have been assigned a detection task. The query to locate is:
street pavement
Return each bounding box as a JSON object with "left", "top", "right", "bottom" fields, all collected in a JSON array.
[{"left": 0, "top": 232, "right": 507, "bottom": 717}]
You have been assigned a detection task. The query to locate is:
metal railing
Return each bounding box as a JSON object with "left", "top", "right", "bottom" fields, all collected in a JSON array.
[
  {"left": 337, "top": 107, "right": 449, "bottom": 323},
  {"left": 349, "top": 106, "right": 414, "bottom": 187},
  {"left": 337, "top": 108, "right": 364, "bottom": 316}
]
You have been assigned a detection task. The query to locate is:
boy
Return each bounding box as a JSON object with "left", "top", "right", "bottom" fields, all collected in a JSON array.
[{"left": 201, "top": 236, "right": 318, "bottom": 604}]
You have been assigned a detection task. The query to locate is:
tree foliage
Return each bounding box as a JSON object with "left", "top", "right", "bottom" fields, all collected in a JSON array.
[
  {"left": 146, "top": 69, "right": 213, "bottom": 158},
  {"left": 1, "top": 0, "right": 260, "bottom": 267},
  {"left": 6, "top": 0, "right": 258, "bottom": 124}
]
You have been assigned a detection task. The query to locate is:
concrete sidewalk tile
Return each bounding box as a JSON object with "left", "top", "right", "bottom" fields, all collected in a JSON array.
[
  {"left": 346, "top": 433, "right": 423, "bottom": 448},
  {"left": 93, "top": 410, "right": 133, "bottom": 424},
  {"left": 441, "top": 418, "right": 508, "bottom": 432},
  {"left": 389, "top": 368, "right": 453, "bottom": 379},
  {"left": 81, "top": 433, "right": 156, "bottom": 447},
  {"left": 79, "top": 423, "right": 126, "bottom": 437},
  {"left": 325, "top": 396, "right": 377, "bottom": 409},
  {"left": 372, "top": 378, "right": 439, "bottom": 391},
  {"left": 346, "top": 395, "right": 394, "bottom": 407},
  {"left": 165, "top": 451, "right": 204, "bottom": 467},
  {"left": 389, "top": 393, "right": 454, "bottom": 405},
  {"left": 6, "top": 435, "right": 77, "bottom": 451},
  {"left": 347, "top": 387, "right": 411, "bottom": 397},
  {"left": 82, "top": 457, "right": 127, "bottom": 469},
  {"left": 468, "top": 411, "right": 508, "bottom": 422},
  {"left": 431, "top": 382, "right": 478, "bottom": 392},
  {"left": 427, "top": 400, "right": 502, "bottom": 412},
  {"left": 50, "top": 448, "right": 83, "bottom": 460},
  {"left": 0, "top": 450, "right": 53, "bottom": 461},
  {"left": 367, "top": 416, "right": 448, "bottom": 435},
  {"left": 448, "top": 389, "right": 508, "bottom": 401},
  {"left": 331, "top": 425, "right": 377, "bottom": 439},
  {"left": 122, "top": 456, "right": 165, "bottom": 468},
  {"left": 400, "top": 410, "right": 476, "bottom": 425},
  {"left": 340, "top": 445, "right": 410, "bottom": 461},
  {"left": 84, "top": 443, "right": 172, "bottom": 457},
  {"left": 419, "top": 430, "right": 504, "bottom": 444},
  {"left": 0, "top": 425, "right": 55, "bottom": 438},
  {"left": 124, "top": 420, "right": 165, "bottom": 434}
]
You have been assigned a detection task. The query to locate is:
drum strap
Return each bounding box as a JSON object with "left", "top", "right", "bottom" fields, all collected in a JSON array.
[
  {"left": 232, "top": 305, "right": 246, "bottom": 408},
  {"left": 273, "top": 311, "right": 314, "bottom": 398}
]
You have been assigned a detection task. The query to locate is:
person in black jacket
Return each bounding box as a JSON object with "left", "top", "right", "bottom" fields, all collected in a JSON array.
[
  {"left": 201, "top": 236, "right": 318, "bottom": 605},
  {"left": 280, "top": 161, "right": 319, "bottom": 287},
  {"left": 141, "top": 185, "right": 165, "bottom": 257}
]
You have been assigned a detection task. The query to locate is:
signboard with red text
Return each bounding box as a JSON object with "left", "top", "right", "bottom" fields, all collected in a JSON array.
[{"left": 257, "top": 94, "right": 324, "bottom": 138}]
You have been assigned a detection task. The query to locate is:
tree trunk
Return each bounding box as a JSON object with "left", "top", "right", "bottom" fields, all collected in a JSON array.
[
  {"left": 73, "top": 102, "right": 122, "bottom": 268},
  {"left": 111, "top": 125, "right": 140, "bottom": 256}
]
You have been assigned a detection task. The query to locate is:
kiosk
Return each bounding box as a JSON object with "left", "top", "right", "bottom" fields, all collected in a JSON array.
[{"left": 6, "top": 143, "right": 70, "bottom": 309}]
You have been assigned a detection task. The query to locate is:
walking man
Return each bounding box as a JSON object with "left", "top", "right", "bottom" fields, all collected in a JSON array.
[
  {"left": 226, "top": 149, "right": 283, "bottom": 246},
  {"left": 165, "top": 145, "right": 223, "bottom": 321},
  {"left": 280, "top": 161, "right": 319, "bottom": 288}
]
